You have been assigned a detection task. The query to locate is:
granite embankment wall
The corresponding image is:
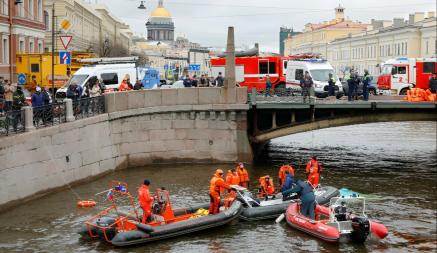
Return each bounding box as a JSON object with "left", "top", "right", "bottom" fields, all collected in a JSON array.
[{"left": 0, "top": 87, "right": 250, "bottom": 211}]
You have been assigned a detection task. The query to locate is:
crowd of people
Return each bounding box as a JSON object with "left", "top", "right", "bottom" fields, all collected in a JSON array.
[
  {"left": 136, "top": 157, "right": 324, "bottom": 223},
  {"left": 181, "top": 72, "right": 225, "bottom": 88}
]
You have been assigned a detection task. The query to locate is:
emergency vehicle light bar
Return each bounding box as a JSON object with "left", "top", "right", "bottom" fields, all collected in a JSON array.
[{"left": 78, "top": 56, "right": 139, "bottom": 64}]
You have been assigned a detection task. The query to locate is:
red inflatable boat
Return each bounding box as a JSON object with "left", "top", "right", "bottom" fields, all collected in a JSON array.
[{"left": 285, "top": 197, "right": 388, "bottom": 243}]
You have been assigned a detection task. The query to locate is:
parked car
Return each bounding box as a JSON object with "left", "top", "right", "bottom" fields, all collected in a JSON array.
[
  {"left": 159, "top": 80, "right": 185, "bottom": 89},
  {"left": 342, "top": 75, "right": 378, "bottom": 97}
]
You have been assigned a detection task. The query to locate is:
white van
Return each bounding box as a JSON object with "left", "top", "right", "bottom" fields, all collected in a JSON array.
[
  {"left": 55, "top": 59, "right": 147, "bottom": 101},
  {"left": 286, "top": 59, "right": 344, "bottom": 98}
]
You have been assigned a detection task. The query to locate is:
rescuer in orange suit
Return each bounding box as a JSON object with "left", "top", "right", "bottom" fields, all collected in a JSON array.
[
  {"left": 306, "top": 156, "right": 322, "bottom": 188},
  {"left": 258, "top": 175, "right": 275, "bottom": 198},
  {"left": 209, "top": 169, "right": 232, "bottom": 215},
  {"left": 138, "top": 179, "right": 154, "bottom": 223},
  {"left": 278, "top": 164, "right": 295, "bottom": 187},
  {"left": 308, "top": 168, "right": 320, "bottom": 188},
  {"left": 225, "top": 168, "right": 240, "bottom": 186},
  {"left": 236, "top": 163, "right": 249, "bottom": 188}
]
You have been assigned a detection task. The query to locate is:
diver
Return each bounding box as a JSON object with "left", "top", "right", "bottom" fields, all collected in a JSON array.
[{"left": 282, "top": 179, "right": 316, "bottom": 220}]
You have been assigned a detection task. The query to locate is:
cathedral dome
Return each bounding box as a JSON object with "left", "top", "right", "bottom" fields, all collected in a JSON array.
[{"left": 150, "top": 0, "right": 171, "bottom": 18}]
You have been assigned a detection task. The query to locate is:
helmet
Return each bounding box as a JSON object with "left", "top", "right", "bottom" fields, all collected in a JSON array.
[{"left": 216, "top": 169, "right": 224, "bottom": 175}]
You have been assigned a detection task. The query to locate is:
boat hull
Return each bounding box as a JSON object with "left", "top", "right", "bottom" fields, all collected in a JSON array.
[
  {"left": 110, "top": 201, "right": 243, "bottom": 247},
  {"left": 240, "top": 186, "right": 339, "bottom": 221}
]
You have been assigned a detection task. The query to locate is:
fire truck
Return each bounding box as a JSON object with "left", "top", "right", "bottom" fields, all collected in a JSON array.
[
  {"left": 377, "top": 58, "right": 436, "bottom": 95},
  {"left": 210, "top": 55, "right": 292, "bottom": 89}
]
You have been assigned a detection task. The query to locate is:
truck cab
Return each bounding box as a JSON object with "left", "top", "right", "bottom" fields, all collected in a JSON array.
[{"left": 377, "top": 58, "right": 436, "bottom": 95}]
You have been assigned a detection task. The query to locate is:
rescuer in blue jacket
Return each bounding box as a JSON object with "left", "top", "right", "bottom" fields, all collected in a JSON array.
[
  {"left": 282, "top": 179, "right": 316, "bottom": 220},
  {"left": 281, "top": 171, "right": 294, "bottom": 192}
]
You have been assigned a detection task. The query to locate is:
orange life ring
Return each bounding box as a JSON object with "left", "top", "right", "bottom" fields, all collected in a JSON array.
[{"left": 77, "top": 200, "right": 96, "bottom": 208}]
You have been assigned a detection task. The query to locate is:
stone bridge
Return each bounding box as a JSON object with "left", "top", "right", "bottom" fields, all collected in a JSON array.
[{"left": 247, "top": 91, "right": 437, "bottom": 144}]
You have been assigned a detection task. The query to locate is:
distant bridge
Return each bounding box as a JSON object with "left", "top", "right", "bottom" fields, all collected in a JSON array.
[{"left": 247, "top": 91, "right": 437, "bottom": 144}]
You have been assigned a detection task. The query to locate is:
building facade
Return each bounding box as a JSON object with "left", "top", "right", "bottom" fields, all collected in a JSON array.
[
  {"left": 0, "top": 0, "right": 46, "bottom": 81},
  {"left": 43, "top": 0, "right": 132, "bottom": 57},
  {"left": 146, "top": 0, "right": 174, "bottom": 42},
  {"left": 327, "top": 12, "right": 436, "bottom": 76},
  {"left": 284, "top": 5, "right": 368, "bottom": 58}
]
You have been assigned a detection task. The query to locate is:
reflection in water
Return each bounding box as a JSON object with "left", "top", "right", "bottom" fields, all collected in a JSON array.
[{"left": 0, "top": 122, "right": 435, "bottom": 253}]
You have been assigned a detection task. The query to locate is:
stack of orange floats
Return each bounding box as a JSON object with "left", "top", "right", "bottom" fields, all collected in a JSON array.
[{"left": 404, "top": 88, "right": 437, "bottom": 102}]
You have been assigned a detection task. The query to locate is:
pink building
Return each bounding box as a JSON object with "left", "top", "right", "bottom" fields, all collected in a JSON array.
[{"left": 0, "top": 0, "right": 45, "bottom": 81}]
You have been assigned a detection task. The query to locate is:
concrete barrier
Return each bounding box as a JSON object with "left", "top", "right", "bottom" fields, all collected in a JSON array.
[{"left": 0, "top": 87, "right": 251, "bottom": 211}]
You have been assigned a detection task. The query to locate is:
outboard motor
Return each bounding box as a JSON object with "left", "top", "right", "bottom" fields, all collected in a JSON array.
[
  {"left": 95, "top": 217, "right": 117, "bottom": 241},
  {"left": 350, "top": 216, "right": 370, "bottom": 243}
]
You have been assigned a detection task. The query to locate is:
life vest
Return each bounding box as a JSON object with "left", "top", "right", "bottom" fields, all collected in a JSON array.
[
  {"left": 237, "top": 167, "right": 249, "bottom": 182},
  {"left": 210, "top": 175, "right": 225, "bottom": 195},
  {"left": 279, "top": 165, "right": 295, "bottom": 184},
  {"left": 306, "top": 159, "right": 321, "bottom": 174},
  {"left": 259, "top": 176, "right": 275, "bottom": 195}
]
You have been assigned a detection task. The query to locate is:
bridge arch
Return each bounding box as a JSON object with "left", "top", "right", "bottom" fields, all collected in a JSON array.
[{"left": 252, "top": 111, "right": 437, "bottom": 143}]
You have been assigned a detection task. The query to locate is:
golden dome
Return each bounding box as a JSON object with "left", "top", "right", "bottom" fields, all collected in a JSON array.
[{"left": 151, "top": 7, "right": 171, "bottom": 18}]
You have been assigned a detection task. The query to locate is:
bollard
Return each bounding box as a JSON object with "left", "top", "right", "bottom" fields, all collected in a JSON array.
[
  {"left": 23, "top": 106, "right": 35, "bottom": 132},
  {"left": 64, "top": 98, "right": 75, "bottom": 122}
]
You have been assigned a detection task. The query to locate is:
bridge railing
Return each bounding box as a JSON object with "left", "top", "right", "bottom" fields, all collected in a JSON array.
[{"left": 248, "top": 88, "right": 316, "bottom": 104}]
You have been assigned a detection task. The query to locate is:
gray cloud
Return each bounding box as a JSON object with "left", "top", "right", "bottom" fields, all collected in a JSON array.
[{"left": 95, "top": 0, "right": 436, "bottom": 52}]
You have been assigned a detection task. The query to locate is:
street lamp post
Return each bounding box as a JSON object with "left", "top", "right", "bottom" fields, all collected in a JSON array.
[{"left": 51, "top": 3, "right": 55, "bottom": 99}]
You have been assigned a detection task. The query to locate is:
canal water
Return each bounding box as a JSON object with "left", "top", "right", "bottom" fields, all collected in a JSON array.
[{"left": 0, "top": 122, "right": 435, "bottom": 253}]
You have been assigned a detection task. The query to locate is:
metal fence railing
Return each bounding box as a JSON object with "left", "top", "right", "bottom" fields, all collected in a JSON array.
[
  {"left": 32, "top": 102, "right": 67, "bottom": 129},
  {"left": 0, "top": 109, "right": 25, "bottom": 136},
  {"left": 73, "top": 96, "right": 105, "bottom": 120}
]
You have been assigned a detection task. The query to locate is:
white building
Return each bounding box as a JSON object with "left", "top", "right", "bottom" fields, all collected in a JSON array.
[{"left": 327, "top": 12, "right": 436, "bottom": 76}]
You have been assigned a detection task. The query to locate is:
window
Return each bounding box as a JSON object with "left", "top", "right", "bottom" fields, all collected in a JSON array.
[
  {"left": 283, "top": 61, "right": 287, "bottom": 71},
  {"left": 2, "top": 0, "right": 8, "bottom": 15},
  {"left": 101, "top": 73, "right": 118, "bottom": 85},
  {"left": 44, "top": 11, "right": 49, "bottom": 30},
  {"left": 19, "top": 40, "right": 24, "bottom": 53},
  {"left": 396, "top": 66, "right": 407, "bottom": 74},
  {"left": 31, "top": 64, "right": 39, "bottom": 72},
  {"left": 38, "top": 42, "right": 42, "bottom": 53},
  {"left": 29, "top": 0, "right": 33, "bottom": 19},
  {"left": 37, "top": 0, "right": 42, "bottom": 21},
  {"left": 423, "top": 62, "right": 435, "bottom": 73},
  {"left": 29, "top": 41, "right": 34, "bottom": 53},
  {"left": 259, "top": 62, "right": 268, "bottom": 74},
  {"left": 18, "top": 0, "right": 24, "bottom": 17},
  {"left": 295, "top": 69, "right": 304, "bottom": 80},
  {"left": 269, "top": 62, "right": 276, "bottom": 74},
  {"left": 2, "top": 38, "right": 8, "bottom": 64},
  {"left": 405, "top": 43, "right": 408, "bottom": 54}
]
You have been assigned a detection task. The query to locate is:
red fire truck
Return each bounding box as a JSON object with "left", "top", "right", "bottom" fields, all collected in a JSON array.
[
  {"left": 377, "top": 58, "right": 436, "bottom": 95},
  {"left": 210, "top": 55, "right": 293, "bottom": 89}
]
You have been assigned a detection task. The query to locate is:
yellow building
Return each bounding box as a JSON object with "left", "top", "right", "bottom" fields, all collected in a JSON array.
[{"left": 284, "top": 5, "right": 368, "bottom": 57}]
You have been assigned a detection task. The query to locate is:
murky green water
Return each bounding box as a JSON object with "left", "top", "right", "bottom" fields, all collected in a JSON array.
[{"left": 0, "top": 122, "right": 435, "bottom": 253}]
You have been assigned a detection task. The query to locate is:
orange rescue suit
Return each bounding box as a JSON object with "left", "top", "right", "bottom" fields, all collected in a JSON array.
[
  {"left": 308, "top": 171, "right": 320, "bottom": 188},
  {"left": 237, "top": 166, "right": 249, "bottom": 188},
  {"left": 306, "top": 159, "right": 322, "bottom": 174},
  {"left": 209, "top": 173, "right": 231, "bottom": 214},
  {"left": 259, "top": 176, "right": 275, "bottom": 197},
  {"left": 138, "top": 185, "right": 154, "bottom": 223},
  {"left": 225, "top": 170, "right": 240, "bottom": 185},
  {"left": 278, "top": 165, "right": 295, "bottom": 186}
]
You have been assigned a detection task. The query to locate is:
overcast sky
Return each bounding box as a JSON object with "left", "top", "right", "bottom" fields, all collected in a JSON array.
[{"left": 93, "top": 0, "right": 436, "bottom": 52}]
